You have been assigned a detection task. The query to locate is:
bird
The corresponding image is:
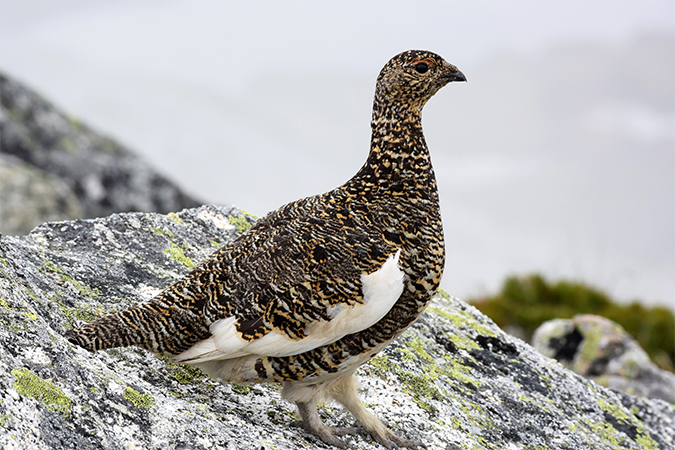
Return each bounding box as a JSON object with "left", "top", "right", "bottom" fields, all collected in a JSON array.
[{"left": 65, "top": 50, "right": 466, "bottom": 449}]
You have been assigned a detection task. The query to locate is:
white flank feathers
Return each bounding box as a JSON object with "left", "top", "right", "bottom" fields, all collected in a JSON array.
[{"left": 175, "top": 249, "right": 404, "bottom": 363}]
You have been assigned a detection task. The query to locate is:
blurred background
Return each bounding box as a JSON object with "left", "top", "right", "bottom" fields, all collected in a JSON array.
[{"left": 1, "top": 0, "right": 673, "bottom": 316}]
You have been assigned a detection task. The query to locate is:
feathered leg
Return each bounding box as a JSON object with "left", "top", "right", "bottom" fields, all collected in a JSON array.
[
  {"left": 328, "top": 375, "right": 425, "bottom": 449},
  {"left": 295, "top": 397, "right": 356, "bottom": 448}
]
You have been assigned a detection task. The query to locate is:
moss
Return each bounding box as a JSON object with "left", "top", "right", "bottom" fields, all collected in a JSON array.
[
  {"left": 163, "top": 243, "right": 195, "bottom": 269},
  {"left": 167, "top": 212, "right": 184, "bottom": 225},
  {"left": 123, "top": 386, "right": 156, "bottom": 409},
  {"left": 12, "top": 368, "right": 72, "bottom": 416}
]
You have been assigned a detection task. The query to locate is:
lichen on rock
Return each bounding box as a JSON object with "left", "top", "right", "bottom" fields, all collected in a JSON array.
[{"left": 0, "top": 205, "right": 673, "bottom": 449}]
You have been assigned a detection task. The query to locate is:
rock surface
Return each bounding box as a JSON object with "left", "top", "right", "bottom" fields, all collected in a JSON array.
[
  {"left": 0, "top": 205, "right": 673, "bottom": 450},
  {"left": 533, "top": 314, "right": 675, "bottom": 405},
  {"left": 0, "top": 71, "right": 201, "bottom": 236},
  {"left": 0, "top": 153, "right": 84, "bottom": 236}
]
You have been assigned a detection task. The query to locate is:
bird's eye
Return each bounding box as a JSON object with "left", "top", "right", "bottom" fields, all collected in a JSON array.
[{"left": 413, "top": 61, "right": 429, "bottom": 74}]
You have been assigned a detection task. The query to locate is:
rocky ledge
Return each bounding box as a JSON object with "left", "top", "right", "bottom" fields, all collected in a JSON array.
[{"left": 0, "top": 206, "right": 673, "bottom": 450}]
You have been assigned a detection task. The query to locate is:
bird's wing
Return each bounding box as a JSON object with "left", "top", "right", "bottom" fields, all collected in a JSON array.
[{"left": 174, "top": 198, "right": 404, "bottom": 363}]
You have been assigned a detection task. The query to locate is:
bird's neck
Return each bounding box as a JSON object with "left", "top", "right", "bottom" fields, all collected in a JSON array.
[{"left": 350, "top": 98, "right": 437, "bottom": 197}]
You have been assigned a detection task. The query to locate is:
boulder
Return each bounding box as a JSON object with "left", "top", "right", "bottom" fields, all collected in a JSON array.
[
  {"left": 533, "top": 314, "right": 675, "bottom": 405},
  {"left": 0, "top": 72, "right": 201, "bottom": 236},
  {"left": 0, "top": 154, "right": 83, "bottom": 236},
  {"left": 0, "top": 206, "right": 673, "bottom": 449}
]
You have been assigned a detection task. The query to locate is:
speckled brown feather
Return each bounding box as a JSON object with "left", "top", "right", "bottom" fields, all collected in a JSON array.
[{"left": 66, "top": 50, "right": 464, "bottom": 384}]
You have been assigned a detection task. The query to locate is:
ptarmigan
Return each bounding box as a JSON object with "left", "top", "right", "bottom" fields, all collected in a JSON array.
[{"left": 66, "top": 50, "right": 466, "bottom": 449}]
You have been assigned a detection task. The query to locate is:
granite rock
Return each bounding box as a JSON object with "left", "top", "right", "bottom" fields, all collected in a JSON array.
[
  {"left": 0, "top": 71, "right": 201, "bottom": 235},
  {"left": 0, "top": 206, "right": 673, "bottom": 450},
  {"left": 533, "top": 314, "right": 675, "bottom": 405}
]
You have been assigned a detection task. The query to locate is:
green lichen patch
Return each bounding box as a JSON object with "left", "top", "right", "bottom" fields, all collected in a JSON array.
[
  {"left": 368, "top": 355, "right": 398, "bottom": 379},
  {"left": 123, "top": 386, "right": 156, "bottom": 409},
  {"left": 228, "top": 215, "right": 251, "bottom": 233},
  {"left": 228, "top": 212, "right": 257, "bottom": 234},
  {"left": 158, "top": 356, "right": 205, "bottom": 385},
  {"left": 12, "top": 368, "right": 72, "bottom": 416},
  {"left": 43, "top": 261, "right": 100, "bottom": 298},
  {"left": 167, "top": 212, "right": 184, "bottom": 225},
  {"left": 441, "top": 355, "right": 482, "bottom": 391},
  {"left": 151, "top": 226, "right": 175, "bottom": 238},
  {"left": 580, "top": 419, "right": 624, "bottom": 447},
  {"left": 59, "top": 304, "right": 99, "bottom": 325},
  {"left": 428, "top": 306, "right": 497, "bottom": 338},
  {"left": 635, "top": 432, "right": 659, "bottom": 450},
  {"left": 405, "top": 337, "right": 435, "bottom": 363},
  {"left": 597, "top": 399, "right": 659, "bottom": 450},
  {"left": 163, "top": 243, "right": 195, "bottom": 269},
  {"left": 435, "top": 288, "right": 451, "bottom": 300},
  {"left": 0, "top": 297, "right": 39, "bottom": 321},
  {"left": 52, "top": 292, "right": 104, "bottom": 328},
  {"left": 231, "top": 383, "right": 251, "bottom": 395},
  {"left": 399, "top": 371, "right": 442, "bottom": 411}
]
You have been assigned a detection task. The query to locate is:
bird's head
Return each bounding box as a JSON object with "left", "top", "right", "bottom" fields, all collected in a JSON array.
[{"left": 375, "top": 50, "right": 466, "bottom": 113}]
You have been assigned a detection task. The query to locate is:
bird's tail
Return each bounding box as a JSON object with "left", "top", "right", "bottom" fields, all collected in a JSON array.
[{"left": 64, "top": 300, "right": 210, "bottom": 355}]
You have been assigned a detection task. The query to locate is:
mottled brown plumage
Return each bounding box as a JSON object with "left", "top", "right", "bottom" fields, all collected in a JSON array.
[{"left": 66, "top": 50, "right": 465, "bottom": 448}]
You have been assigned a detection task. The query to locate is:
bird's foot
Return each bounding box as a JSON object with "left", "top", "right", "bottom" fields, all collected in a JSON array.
[
  {"left": 291, "top": 419, "right": 424, "bottom": 449},
  {"left": 290, "top": 419, "right": 357, "bottom": 448},
  {"left": 367, "top": 428, "right": 426, "bottom": 449}
]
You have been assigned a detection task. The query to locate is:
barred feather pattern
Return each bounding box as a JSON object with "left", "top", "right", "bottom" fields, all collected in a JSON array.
[{"left": 66, "top": 50, "right": 462, "bottom": 385}]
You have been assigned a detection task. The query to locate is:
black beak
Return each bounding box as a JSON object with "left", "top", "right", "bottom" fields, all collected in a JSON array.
[{"left": 441, "top": 69, "right": 467, "bottom": 82}]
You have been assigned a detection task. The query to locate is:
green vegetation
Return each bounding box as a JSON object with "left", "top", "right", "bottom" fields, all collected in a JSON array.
[{"left": 469, "top": 274, "right": 675, "bottom": 371}]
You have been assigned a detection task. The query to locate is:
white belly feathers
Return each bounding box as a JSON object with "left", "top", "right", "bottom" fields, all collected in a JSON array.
[{"left": 175, "top": 249, "right": 404, "bottom": 363}]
